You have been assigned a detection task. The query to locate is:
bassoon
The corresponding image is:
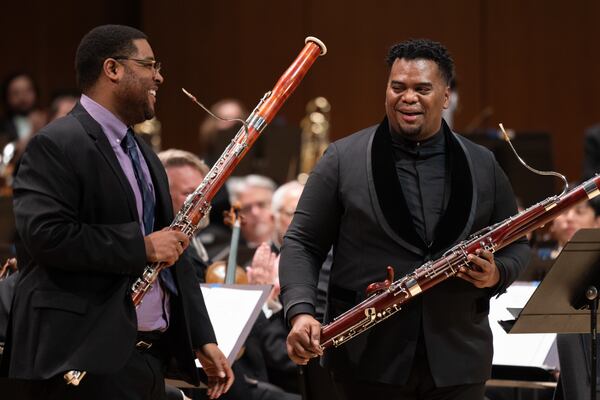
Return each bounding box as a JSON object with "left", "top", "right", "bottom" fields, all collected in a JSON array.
[
  {"left": 64, "top": 36, "right": 327, "bottom": 386},
  {"left": 319, "top": 128, "right": 600, "bottom": 350}
]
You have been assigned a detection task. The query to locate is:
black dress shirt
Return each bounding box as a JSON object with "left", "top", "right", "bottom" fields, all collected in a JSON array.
[{"left": 390, "top": 127, "right": 449, "bottom": 247}]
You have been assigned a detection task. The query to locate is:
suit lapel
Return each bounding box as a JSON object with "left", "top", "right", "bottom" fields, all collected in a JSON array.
[
  {"left": 70, "top": 103, "right": 138, "bottom": 222},
  {"left": 367, "top": 118, "right": 478, "bottom": 257},
  {"left": 368, "top": 118, "right": 425, "bottom": 256},
  {"left": 429, "top": 125, "right": 476, "bottom": 255}
]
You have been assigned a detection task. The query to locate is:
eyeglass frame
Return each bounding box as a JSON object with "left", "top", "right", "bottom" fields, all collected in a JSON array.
[{"left": 112, "top": 57, "right": 162, "bottom": 75}]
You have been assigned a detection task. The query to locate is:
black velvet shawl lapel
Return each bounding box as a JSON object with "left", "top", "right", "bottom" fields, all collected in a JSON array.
[
  {"left": 371, "top": 117, "right": 424, "bottom": 251},
  {"left": 429, "top": 121, "right": 475, "bottom": 255},
  {"left": 370, "top": 118, "right": 475, "bottom": 256}
]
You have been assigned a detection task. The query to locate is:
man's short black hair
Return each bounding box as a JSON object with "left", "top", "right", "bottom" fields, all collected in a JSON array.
[
  {"left": 386, "top": 39, "right": 454, "bottom": 85},
  {"left": 75, "top": 25, "right": 147, "bottom": 92}
]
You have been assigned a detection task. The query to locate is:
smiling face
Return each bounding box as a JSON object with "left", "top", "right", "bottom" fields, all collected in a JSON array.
[
  {"left": 385, "top": 58, "right": 449, "bottom": 141},
  {"left": 115, "top": 39, "right": 163, "bottom": 125}
]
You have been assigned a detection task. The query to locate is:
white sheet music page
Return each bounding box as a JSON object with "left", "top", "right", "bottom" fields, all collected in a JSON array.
[
  {"left": 490, "top": 281, "right": 558, "bottom": 368},
  {"left": 195, "top": 284, "right": 271, "bottom": 366}
]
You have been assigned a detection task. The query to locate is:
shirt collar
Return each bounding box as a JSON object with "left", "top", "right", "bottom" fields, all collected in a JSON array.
[
  {"left": 390, "top": 124, "right": 445, "bottom": 155},
  {"left": 80, "top": 94, "right": 129, "bottom": 149}
]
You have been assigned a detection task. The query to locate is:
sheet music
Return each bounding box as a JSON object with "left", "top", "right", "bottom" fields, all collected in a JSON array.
[
  {"left": 196, "top": 284, "right": 271, "bottom": 366},
  {"left": 490, "top": 281, "right": 558, "bottom": 368}
]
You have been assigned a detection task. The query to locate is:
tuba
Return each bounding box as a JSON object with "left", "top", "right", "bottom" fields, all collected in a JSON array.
[
  {"left": 133, "top": 117, "right": 162, "bottom": 152},
  {"left": 297, "top": 97, "right": 330, "bottom": 184}
]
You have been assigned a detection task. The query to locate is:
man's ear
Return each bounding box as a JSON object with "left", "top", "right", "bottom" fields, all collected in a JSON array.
[
  {"left": 442, "top": 85, "right": 450, "bottom": 110},
  {"left": 103, "top": 58, "right": 122, "bottom": 83}
]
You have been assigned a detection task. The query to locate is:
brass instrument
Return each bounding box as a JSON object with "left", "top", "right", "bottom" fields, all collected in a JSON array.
[
  {"left": 133, "top": 117, "right": 162, "bottom": 152},
  {"left": 297, "top": 97, "right": 330, "bottom": 184}
]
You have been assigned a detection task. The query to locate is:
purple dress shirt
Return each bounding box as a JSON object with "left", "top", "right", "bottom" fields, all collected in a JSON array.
[{"left": 80, "top": 95, "right": 169, "bottom": 332}]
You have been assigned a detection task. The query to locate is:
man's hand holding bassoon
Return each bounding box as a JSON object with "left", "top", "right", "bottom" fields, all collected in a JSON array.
[
  {"left": 144, "top": 227, "right": 190, "bottom": 267},
  {"left": 287, "top": 314, "right": 323, "bottom": 365},
  {"left": 457, "top": 249, "right": 500, "bottom": 288}
]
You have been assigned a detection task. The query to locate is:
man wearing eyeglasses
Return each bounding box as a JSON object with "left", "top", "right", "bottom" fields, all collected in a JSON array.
[{"left": 0, "top": 25, "right": 233, "bottom": 400}]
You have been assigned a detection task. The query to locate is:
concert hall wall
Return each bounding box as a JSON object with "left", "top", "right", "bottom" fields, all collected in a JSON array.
[{"left": 1, "top": 0, "right": 599, "bottom": 194}]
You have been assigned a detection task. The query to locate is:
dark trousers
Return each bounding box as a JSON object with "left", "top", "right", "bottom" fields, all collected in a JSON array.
[
  {"left": 2, "top": 335, "right": 168, "bottom": 400},
  {"left": 332, "top": 341, "right": 485, "bottom": 400}
]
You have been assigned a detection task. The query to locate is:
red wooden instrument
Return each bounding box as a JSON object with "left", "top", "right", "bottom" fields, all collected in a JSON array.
[
  {"left": 320, "top": 176, "right": 600, "bottom": 349},
  {"left": 64, "top": 36, "right": 327, "bottom": 386}
]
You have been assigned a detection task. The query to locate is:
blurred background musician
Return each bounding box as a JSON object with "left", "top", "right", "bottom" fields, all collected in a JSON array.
[
  {"left": 218, "top": 174, "right": 276, "bottom": 267},
  {"left": 0, "top": 72, "right": 44, "bottom": 147}
]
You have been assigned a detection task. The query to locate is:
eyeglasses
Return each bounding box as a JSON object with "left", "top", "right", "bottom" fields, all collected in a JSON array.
[
  {"left": 113, "top": 57, "right": 162, "bottom": 75},
  {"left": 240, "top": 200, "right": 271, "bottom": 215}
]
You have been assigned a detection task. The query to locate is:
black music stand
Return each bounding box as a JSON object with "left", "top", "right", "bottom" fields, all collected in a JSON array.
[{"left": 510, "top": 229, "right": 600, "bottom": 400}]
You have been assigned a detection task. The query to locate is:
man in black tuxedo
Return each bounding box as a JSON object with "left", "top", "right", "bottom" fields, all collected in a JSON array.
[
  {"left": 0, "top": 25, "right": 233, "bottom": 399},
  {"left": 280, "top": 39, "right": 530, "bottom": 399}
]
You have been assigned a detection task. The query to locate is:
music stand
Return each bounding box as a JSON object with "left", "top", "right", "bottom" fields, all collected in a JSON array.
[{"left": 510, "top": 229, "right": 600, "bottom": 400}]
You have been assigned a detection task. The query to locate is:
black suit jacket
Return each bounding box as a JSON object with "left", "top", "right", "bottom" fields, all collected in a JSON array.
[
  {"left": 0, "top": 103, "right": 216, "bottom": 385},
  {"left": 280, "top": 118, "right": 530, "bottom": 387}
]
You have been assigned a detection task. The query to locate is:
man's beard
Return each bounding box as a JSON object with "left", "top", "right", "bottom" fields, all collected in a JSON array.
[
  {"left": 117, "top": 71, "right": 154, "bottom": 125},
  {"left": 116, "top": 89, "right": 153, "bottom": 125},
  {"left": 11, "top": 105, "right": 34, "bottom": 117}
]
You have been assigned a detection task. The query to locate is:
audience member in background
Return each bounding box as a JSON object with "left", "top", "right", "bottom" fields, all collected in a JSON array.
[
  {"left": 0, "top": 73, "right": 47, "bottom": 188},
  {"left": 271, "top": 180, "right": 304, "bottom": 250},
  {"left": 225, "top": 174, "right": 276, "bottom": 266},
  {"left": 246, "top": 180, "right": 305, "bottom": 310},
  {"left": 0, "top": 73, "right": 46, "bottom": 147},
  {"left": 159, "top": 149, "right": 212, "bottom": 281},
  {"left": 48, "top": 90, "right": 79, "bottom": 121}
]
